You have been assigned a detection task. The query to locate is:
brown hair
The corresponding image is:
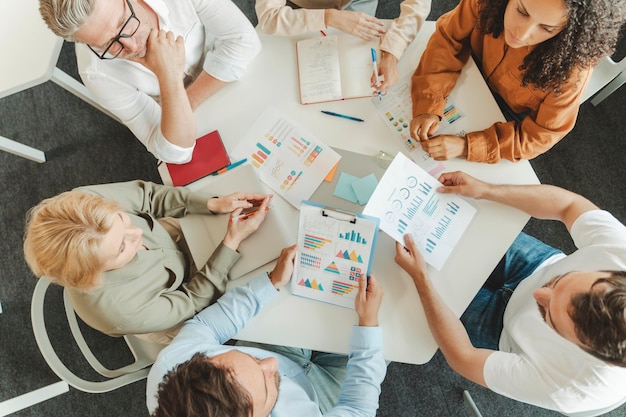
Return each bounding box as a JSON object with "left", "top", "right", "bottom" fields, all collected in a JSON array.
[
  {"left": 152, "top": 352, "right": 253, "bottom": 417},
  {"left": 569, "top": 271, "right": 626, "bottom": 366},
  {"left": 23, "top": 191, "right": 119, "bottom": 291}
]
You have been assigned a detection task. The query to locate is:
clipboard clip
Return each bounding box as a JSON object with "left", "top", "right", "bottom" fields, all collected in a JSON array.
[{"left": 322, "top": 207, "right": 357, "bottom": 224}]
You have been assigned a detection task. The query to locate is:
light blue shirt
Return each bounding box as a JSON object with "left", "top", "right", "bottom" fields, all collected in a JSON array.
[{"left": 146, "top": 274, "right": 386, "bottom": 416}]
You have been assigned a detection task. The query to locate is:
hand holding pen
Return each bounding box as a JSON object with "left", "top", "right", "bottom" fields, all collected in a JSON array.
[
  {"left": 222, "top": 195, "right": 272, "bottom": 251},
  {"left": 370, "top": 48, "right": 382, "bottom": 101}
]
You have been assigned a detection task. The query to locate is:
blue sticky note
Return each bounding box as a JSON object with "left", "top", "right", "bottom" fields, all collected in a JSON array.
[
  {"left": 351, "top": 173, "right": 378, "bottom": 205},
  {"left": 333, "top": 172, "right": 359, "bottom": 203}
]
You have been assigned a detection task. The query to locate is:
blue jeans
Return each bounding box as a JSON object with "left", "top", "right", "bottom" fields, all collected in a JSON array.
[
  {"left": 460, "top": 232, "right": 563, "bottom": 349},
  {"left": 235, "top": 341, "right": 348, "bottom": 413},
  {"left": 345, "top": 0, "right": 378, "bottom": 16}
]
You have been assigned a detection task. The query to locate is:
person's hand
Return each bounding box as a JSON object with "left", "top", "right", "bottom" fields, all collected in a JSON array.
[
  {"left": 268, "top": 245, "right": 297, "bottom": 290},
  {"left": 437, "top": 171, "right": 490, "bottom": 199},
  {"left": 355, "top": 274, "right": 384, "bottom": 327},
  {"left": 222, "top": 196, "right": 271, "bottom": 250},
  {"left": 394, "top": 234, "right": 428, "bottom": 282},
  {"left": 419, "top": 135, "right": 468, "bottom": 161},
  {"left": 371, "top": 52, "right": 399, "bottom": 93},
  {"left": 131, "top": 29, "right": 185, "bottom": 83},
  {"left": 324, "top": 9, "right": 386, "bottom": 41},
  {"left": 208, "top": 192, "right": 271, "bottom": 214},
  {"left": 410, "top": 114, "right": 440, "bottom": 142}
]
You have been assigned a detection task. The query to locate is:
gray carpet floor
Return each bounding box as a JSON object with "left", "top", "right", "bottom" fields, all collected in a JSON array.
[{"left": 0, "top": 0, "right": 624, "bottom": 415}]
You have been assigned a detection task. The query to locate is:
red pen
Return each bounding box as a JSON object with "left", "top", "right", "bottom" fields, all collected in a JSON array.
[{"left": 320, "top": 30, "right": 327, "bottom": 36}]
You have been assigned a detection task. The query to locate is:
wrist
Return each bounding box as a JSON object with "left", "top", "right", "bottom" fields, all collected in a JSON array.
[
  {"left": 358, "top": 318, "right": 378, "bottom": 327},
  {"left": 381, "top": 51, "right": 398, "bottom": 64},
  {"left": 207, "top": 196, "right": 219, "bottom": 214},
  {"left": 222, "top": 234, "right": 241, "bottom": 251}
]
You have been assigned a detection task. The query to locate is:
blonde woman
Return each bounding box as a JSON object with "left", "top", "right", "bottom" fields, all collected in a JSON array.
[{"left": 24, "top": 180, "right": 271, "bottom": 343}]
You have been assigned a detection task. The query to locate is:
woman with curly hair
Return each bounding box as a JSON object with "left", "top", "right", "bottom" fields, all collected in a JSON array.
[{"left": 410, "top": 0, "right": 626, "bottom": 163}]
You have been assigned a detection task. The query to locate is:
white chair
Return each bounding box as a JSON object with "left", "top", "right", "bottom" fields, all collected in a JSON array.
[
  {"left": 582, "top": 56, "right": 626, "bottom": 105},
  {"left": 1, "top": 1, "right": 118, "bottom": 162},
  {"left": 31, "top": 277, "right": 165, "bottom": 393}
]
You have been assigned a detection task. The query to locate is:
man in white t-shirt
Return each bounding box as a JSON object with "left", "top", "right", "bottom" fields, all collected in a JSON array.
[
  {"left": 395, "top": 170, "right": 626, "bottom": 417},
  {"left": 39, "top": 0, "right": 261, "bottom": 163}
]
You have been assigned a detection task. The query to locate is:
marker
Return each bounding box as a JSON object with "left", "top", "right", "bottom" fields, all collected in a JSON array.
[
  {"left": 212, "top": 158, "right": 247, "bottom": 175},
  {"left": 371, "top": 48, "right": 382, "bottom": 101},
  {"left": 320, "top": 30, "right": 327, "bottom": 36},
  {"left": 320, "top": 110, "right": 364, "bottom": 123}
]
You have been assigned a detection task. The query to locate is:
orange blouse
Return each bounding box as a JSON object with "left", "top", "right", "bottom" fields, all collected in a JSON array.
[{"left": 411, "top": 0, "right": 592, "bottom": 163}]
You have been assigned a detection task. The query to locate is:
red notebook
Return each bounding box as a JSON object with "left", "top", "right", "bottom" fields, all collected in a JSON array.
[{"left": 166, "top": 130, "right": 230, "bottom": 187}]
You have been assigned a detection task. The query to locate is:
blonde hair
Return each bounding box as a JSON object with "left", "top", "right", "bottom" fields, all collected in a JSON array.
[
  {"left": 23, "top": 191, "right": 120, "bottom": 291},
  {"left": 39, "top": 0, "right": 95, "bottom": 41}
]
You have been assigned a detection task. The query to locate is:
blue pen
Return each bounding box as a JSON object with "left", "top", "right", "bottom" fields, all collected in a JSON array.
[
  {"left": 212, "top": 158, "right": 247, "bottom": 175},
  {"left": 321, "top": 110, "right": 364, "bottom": 123},
  {"left": 371, "top": 48, "right": 382, "bottom": 101}
]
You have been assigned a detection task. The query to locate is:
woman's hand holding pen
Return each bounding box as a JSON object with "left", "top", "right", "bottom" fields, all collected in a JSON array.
[
  {"left": 371, "top": 51, "right": 399, "bottom": 94},
  {"left": 324, "top": 9, "right": 386, "bottom": 41},
  {"left": 222, "top": 196, "right": 272, "bottom": 251},
  {"left": 207, "top": 192, "right": 270, "bottom": 214}
]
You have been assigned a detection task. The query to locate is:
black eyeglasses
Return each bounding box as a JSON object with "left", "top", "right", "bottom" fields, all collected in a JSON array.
[{"left": 87, "top": 0, "right": 141, "bottom": 60}]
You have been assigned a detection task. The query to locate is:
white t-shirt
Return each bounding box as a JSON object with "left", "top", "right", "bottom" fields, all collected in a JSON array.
[
  {"left": 484, "top": 210, "right": 626, "bottom": 417},
  {"left": 76, "top": 0, "right": 261, "bottom": 163}
]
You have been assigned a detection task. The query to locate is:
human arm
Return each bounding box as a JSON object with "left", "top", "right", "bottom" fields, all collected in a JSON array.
[
  {"left": 437, "top": 171, "right": 599, "bottom": 231},
  {"left": 188, "top": 245, "right": 296, "bottom": 343},
  {"left": 375, "top": 0, "right": 431, "bottom": 91},
  {"left": 255, "top": 0, "right": 384, "bottom": 40},
  {"left": 75, "top": 180, "right": 244, "bottom": 218},
  {"left": 325, "top": 275, "right": 386, "bottom": 417},
  {"left": 395, "top": 234, "right": 492, "bottom": 386},
  {"left": 130, "top": 29, "right": 196, "bottom": 152},
  {"left": 461, "top": 66, "right": 592, "bottom": 163},
  {"left": 410, "top": 0, "right": 476, "bottom": 129}
]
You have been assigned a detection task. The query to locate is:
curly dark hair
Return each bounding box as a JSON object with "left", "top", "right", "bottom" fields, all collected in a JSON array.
[{"left": 477, "top": 0, "right": 626, "bottom": 92}]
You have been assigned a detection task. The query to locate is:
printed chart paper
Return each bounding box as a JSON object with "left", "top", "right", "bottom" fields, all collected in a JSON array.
[
  {"left": 232, "top": 107, "right": 341, "bottom": 208},
  {"left": 363, "top": 153, "right": 476, "bottom": 270},
  {"left": 292, "top": 202, "right": 379, "bottom": 309},
  {"left": 370, "top": 73, "right": 467, "bottom": 176}
]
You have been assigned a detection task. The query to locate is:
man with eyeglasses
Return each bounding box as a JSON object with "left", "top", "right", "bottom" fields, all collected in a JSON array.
[
  {"left": 394, "top": 170, "right": 626, "bottom": 416},
  {"left": 39, "top": 0, "right": 261, "bottom": 163}
]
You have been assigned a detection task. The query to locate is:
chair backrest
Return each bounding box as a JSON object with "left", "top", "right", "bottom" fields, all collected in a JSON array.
[
  {"left": 31, "top": 277, "right": 165, "bottom": 393},
  {"left": 582, "top": 55, "right": 626, "bottom": 104}
]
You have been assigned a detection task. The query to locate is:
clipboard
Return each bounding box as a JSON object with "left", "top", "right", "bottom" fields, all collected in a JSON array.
[{"left": 290, "top": 201, "right": 380, "bottom": 309}]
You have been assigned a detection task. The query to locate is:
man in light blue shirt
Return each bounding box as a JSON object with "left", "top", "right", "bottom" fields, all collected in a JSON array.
[{"left": 146, "top": 245, "right": 386, "bottom": 416}]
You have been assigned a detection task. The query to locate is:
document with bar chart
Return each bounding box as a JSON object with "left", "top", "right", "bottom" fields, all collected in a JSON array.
[
  {"left": 363, "top": 152, "right": 476, "bottom": 270},
  {"left": 231, "top": 106, "right": 341, "bottom": 208},
  {"left": 291, "top": 201, "right": 380, "bottom": 309}
]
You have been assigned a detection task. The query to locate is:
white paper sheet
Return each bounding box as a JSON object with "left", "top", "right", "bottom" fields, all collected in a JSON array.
[
  {"left": 363, "top": 152, "right": 476, "bottom": 270},
  {"left": 232, "top": 107, "right": 341, "bottom": 208}
]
